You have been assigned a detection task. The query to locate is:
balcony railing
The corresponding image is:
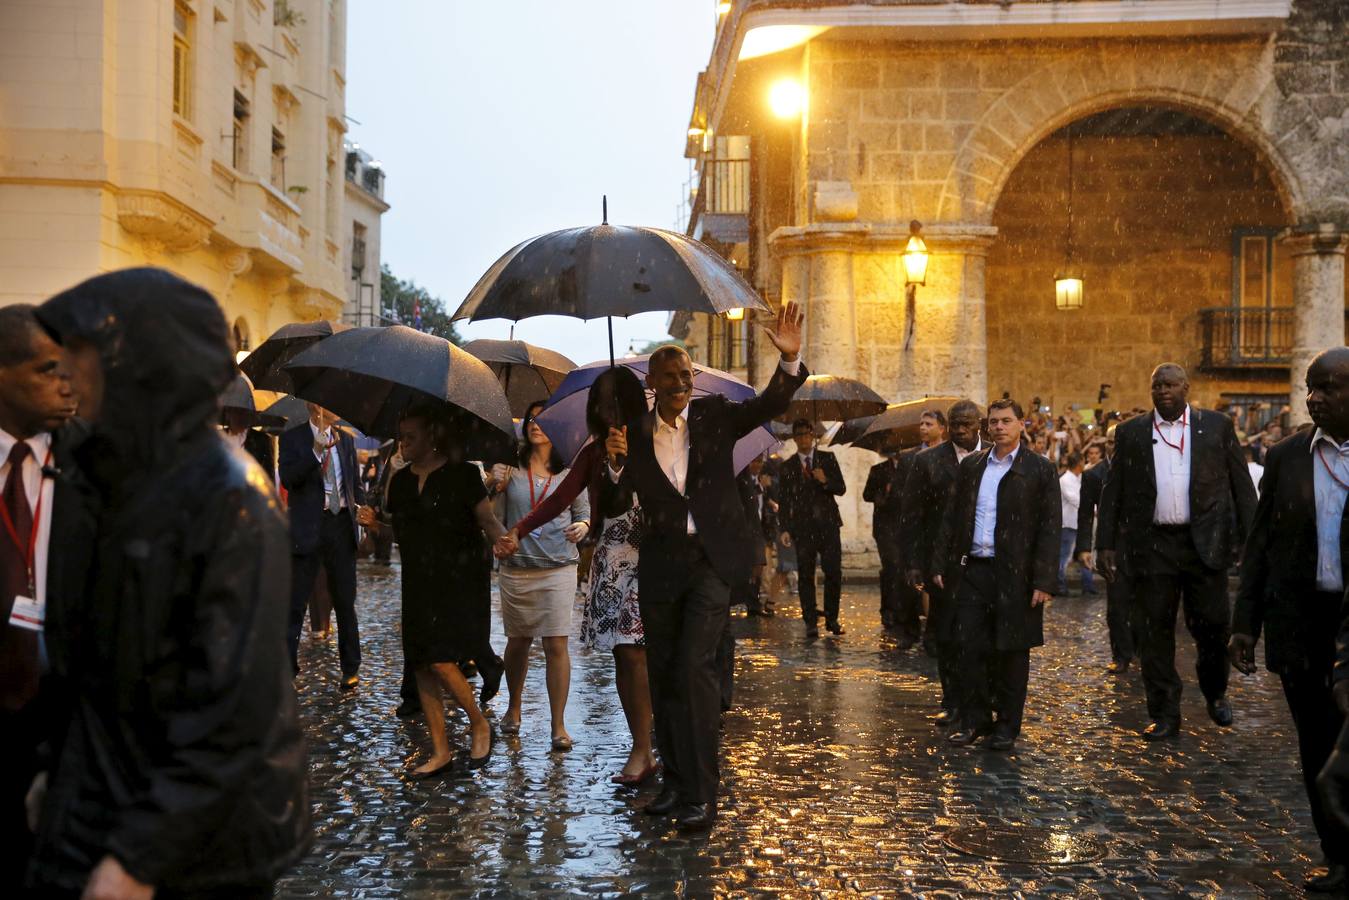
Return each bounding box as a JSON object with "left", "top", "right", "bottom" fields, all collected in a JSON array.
[
  {"left": 702, "top": 158, "right": 749, "bottom": 215},
  {"left": 1199, "top": 306, "right": 1349, "bottom": 371}
]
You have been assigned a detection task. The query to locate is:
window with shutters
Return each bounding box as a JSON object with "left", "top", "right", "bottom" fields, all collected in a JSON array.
[{"left": 172, "top": 4, "right": 193, "bottom": 120}]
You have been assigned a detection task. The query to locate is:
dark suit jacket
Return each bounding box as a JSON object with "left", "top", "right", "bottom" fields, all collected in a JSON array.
[
  {"left": 777, "top": 449, "right": 845, "bottom": 538},
  {"left": 898, "top": 441, "right": 965, "bottom": 580},
  {"left": 1073, "top": 458, "right": 1110, "bottom": 556},
  {"left": 865, "top": 450, "right": 918, "bottom": 544},
  {"left": 1096, "top": 407, "right": 1257, "bottom": 573},
  {"left": 279, "top": 423, "right": 362, "bottom": 554},
  {"left": 736, "top": 471, "right": 768, "bottom": 567},
  {"left": 1234, "top": 430, "right": 1348, "bottom": 673},
  {"left": 601, "top": 362, "right": 808, "bottom": 587},
  {"left": 932, "top": 445, "right": 1061, "bottom": 651}
]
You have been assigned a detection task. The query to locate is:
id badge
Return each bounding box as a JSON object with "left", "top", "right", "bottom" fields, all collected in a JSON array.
[{"left": 9, "top": 594, "right": 44, "bottom": 633}]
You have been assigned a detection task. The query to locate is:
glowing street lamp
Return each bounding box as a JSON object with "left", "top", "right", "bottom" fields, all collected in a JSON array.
[
  {"left": 902, "top": 220, "right": 929, "bottom": 287},
  {"left": 716, "top": 1, "right": 732, "bottom": 15},
  {"left": 725, "top": 307, "right": 745, "bottom": 321},
  {"left": 1055, "top": 273, "right": 1084, "bottom": 310},
  {"left": 768, "top": 78, "right": 804, "bottom": 119}
]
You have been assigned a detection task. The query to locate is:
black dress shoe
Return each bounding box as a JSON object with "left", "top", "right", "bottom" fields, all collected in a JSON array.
[
  {"left": 644, "top": 787, "right": 679, "bottom": 816},
  {"left": 984, "top": 734, "right": 1016, "bottom": 752},
  {"left": 947, "top": 724, "right": 992, "bottom": 746},
  {"left": 675, "top": 802, "right": 717, "bottom": 831},
  {"left": 1105, "top": 659, "right": 1130, "bottom": 675},
  {"left": 340, "top": 674, "right": 359, "bottom": 692},
  {"left": 395, "top": 699, "right": 422, "bottom": 718},
  {"left": 479, "top": 664, "right": 503, "bottom": 707},
  {"left": 461, "top": 726, "right": 495, "bottom": 772},
  {"left": 805, "top": 621, "right": 820, "bottom": 639},
  {"left": 1206, "top": 696, "right": 1234, "bottom": 727},
  {"left": 826, "top": 620, "right": 845, "bottom": 636},
  {"left": 932, "top": 709, "right": 956, "bottom": 727},
  {"left": 1143, "top": 720, "right": 1180, "bottom": 741},
  {"left": 1306, "top": 862, "right": 1347, "bottom": 892}
]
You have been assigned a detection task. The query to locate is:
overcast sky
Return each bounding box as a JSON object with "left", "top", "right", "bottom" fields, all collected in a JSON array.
[{"left": 344, "top": 2, "right": 716, "bottom": 364}]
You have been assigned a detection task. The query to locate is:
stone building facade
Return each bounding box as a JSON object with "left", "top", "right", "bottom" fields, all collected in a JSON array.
[
  {"left": 343, "top": 140, "right": 388, "bottom": 327},
  {"left": 676, "top": 0, "right": 1349, "bottom": 561},
  {"left": 0, "top": 0, "right": 376, "bottom": 350}
]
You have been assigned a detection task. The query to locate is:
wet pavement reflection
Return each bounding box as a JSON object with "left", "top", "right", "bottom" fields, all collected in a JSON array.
[{"left": 278, "top": 563, "right": 1317, "bottom": 897}]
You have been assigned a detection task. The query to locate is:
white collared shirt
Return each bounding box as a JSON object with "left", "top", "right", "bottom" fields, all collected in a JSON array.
[
  {"left": 310, "top": 421, "right": 345, "bottom": 511},
  {"left": 955, "top": 437, "right": 983, "bottom": 464},
  {"left": 653, "top": 403, "right": 696, "bottom": 534},
  {"left": 0, "top": 428, "right": 54, "bottom": 621},
  {"left": 971, "top": 444, "right": 1018, "bottom": 557},
  {"left": 1311, "top": 428, "right": 1349, "bottom": 593},
  {"left": 1059, "top": 469, "right": 1082, "bottom": 528},
  {"left": 1152, "top": 405, "right": 1191, "bottom": 525}
]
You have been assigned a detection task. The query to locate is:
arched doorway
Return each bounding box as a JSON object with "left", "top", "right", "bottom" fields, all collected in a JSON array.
[{"left": 984, "top": 105, "right": 1302, "bottom": 426}]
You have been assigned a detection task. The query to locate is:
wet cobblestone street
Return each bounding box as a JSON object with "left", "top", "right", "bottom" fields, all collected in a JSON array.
[{"left": 278, "top": 561, "right": 1325, "bottom": 898}]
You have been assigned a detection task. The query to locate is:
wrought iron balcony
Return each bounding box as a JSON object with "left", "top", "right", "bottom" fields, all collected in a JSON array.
[{"left": 1198, "top": 306, "right": 1349, "bottom": 373}]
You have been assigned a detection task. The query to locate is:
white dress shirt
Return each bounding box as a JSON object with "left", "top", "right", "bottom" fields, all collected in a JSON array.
[
  {"left": 1247, "top": 460, "right": 1265, "bottom": 499},
  {"left": 609, "top": 356, "right": 803, "bottom": 536},
  {"left": 0, "top": 428, "right": 54, "bottom": 622},
  {"left": 954, "top": 438, "right": 983, "bottom": 463},
  {"left": 1311, "top": 428, "right": 1349, "bottom": 593},
  {"left": 1059, "top": 469, "right": 1082, "bottom": 530},
  {"left": 1152, "top": 405, "right": 1191, "bottom": 525},
  {"left": 310, "top": 421, "right": 345, "bottom": 511},
  {"left": 971, "top": 444, "right": 1018, "bottom": 558}
]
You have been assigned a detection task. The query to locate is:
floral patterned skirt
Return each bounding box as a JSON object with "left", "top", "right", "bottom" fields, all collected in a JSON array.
[{"left": 580, "top": 505, "right": 643, "bottom": 651}]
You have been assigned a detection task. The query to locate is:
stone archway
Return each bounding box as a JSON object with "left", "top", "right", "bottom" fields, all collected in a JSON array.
[{"left": 937, "top": 44, "right": 1308, "bottom": 227}]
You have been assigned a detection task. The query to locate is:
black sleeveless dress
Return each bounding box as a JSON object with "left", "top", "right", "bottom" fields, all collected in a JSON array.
[{"left": 387, "top": 462, "right": 491, "bottom": 667}]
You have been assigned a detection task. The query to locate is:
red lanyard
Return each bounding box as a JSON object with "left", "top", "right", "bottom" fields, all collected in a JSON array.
[
  {"left": 1153, "top": 411, "right": 1187, "bottom": 455},
  {"left": 1318, "top": 443, "right": 1349, "bottom": 491},
  {"left": 0, "top": 446, "right": 51, "bottom": 594},
  {"left": 528, "top": 471, "right": 554, "bottom": 509}
]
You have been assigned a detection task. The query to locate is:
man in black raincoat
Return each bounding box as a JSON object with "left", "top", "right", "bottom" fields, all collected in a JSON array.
[
  {"left": 26, "top": 268, "right": 311, "bottom": 897},
  {"left": 932, "top": 398, "right": 1059, "bottom": 752}
]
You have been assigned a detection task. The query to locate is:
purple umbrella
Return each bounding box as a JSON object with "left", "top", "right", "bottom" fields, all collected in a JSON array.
[{"left": 534, "top": 355, "right": 777, "bottom": 474}]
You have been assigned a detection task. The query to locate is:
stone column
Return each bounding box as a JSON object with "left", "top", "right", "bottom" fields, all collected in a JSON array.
[{"left": 1288, "top": 225, "right": 1348, "bottom": 425}]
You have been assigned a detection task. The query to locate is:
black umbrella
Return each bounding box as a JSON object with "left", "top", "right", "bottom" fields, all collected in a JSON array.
[
  {"left": 283, "top": 326, "right": 515, "bottom": 462},
  {"left": 219, "top": 372, "right": 285, "bottom": 429},
  {"left": 779, "top": 374, "right": 888, "bottom": 424},
  {"left": 240, "top": 320, "right": 349, "bottom": 392},
  {"left": 260, "top": 395, "right": 312, "bottom": 432},
  {"left": 854, "top": 395, "right": 962, "bottom": 453},
  {"left": 451, "top": 199, "right": 771, "bottom": 364},
  {"left": 462, "top": 338, "right": 576, "bottom": 417},
  {"left": 831, "top": 412, "right": 884, "bottom": 447}
]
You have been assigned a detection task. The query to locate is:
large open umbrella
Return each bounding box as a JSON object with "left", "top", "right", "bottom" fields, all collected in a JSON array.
[
  {"left": 462, "top": 338, "right": 575, "bottom": 417},
  {"left": 779, "top": 374, "right": 888, "bottom": 424},
  {"left": 283, "top": 326, "right": 515, "bottom": 462},
  {"left": 451, "top": 200, "right": 771, "bottom": 364},
  {"left": 831, "top": 412, "right": 883, "bottom": 447},
  {"left": 241, "top": 320, "right": 349, "bottom": 392},
  {"left": 855, "top": 395, "right": 963, "bottom": 452},
  {"left": 220, "top": 372, "right": 285, "bottom": 429},
  {"left": 534, "top": 355, "right": 775, "bottom": 474}
]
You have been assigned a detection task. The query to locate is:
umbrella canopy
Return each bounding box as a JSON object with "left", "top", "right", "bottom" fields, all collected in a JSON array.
[
  {"left": 283, "top": 326, "right": 515, "bottom": 462},
  {"left": 220, "top": 372, "right": 286, "bottom": 429},
  {"left": 855, "top": 396, "right": 963, "bottom": 453},
  {"left": 240, "top": 320, "right": 349, "bottom": 392},
  {"left": 453, "top": 225, "right": 772, "bottom": 325},
  {"left": 831, "top": 412, "right": 882, "bottom": 447},
  {"left": 533, "top": 355, "right": 773, "bottom": 475},
  {"left": 779, "top": 374, "right": 889, "bottom": 424},
  {"left": 462, "top": 338, "right": 576, "bottom": 417},
  {"left": 260, "top": 395, "right": 313, "bottom": 432}
]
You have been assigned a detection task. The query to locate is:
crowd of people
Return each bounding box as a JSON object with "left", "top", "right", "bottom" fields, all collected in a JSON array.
[{"left": 8, "top": 267, "right": 1349, "bottom": 894}]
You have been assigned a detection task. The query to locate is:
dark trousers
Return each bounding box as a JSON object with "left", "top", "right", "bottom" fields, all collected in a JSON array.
[
  {"left": 289, "top": 509, "right": 361, "bottom": 677},
  {"left": 1105, "top": 574, "right": 1138, "bottom": 664},
  {"left": 794, "top": 527, "right": 842, "bottom": 623},
  {"left": 717, "top": 623, "right": 734, "bottom": 713},
  {"left": 1134, "top": 525, "right": 1229, "bottom": 724},
  {"left": 638, "top": 535, "right": 730, "bottom": 804},
  {"left": 0, "top": 704, "right": 41, "bottom": 879},
  {"left": 877, "top": 531, "right": 921, "bottom": 640},
  {"left": 1282, "top": 662, "right": 1349, "bottom": 863},
  {"left": 952, "top": 559, "right": 1031, "bottom": 738}
]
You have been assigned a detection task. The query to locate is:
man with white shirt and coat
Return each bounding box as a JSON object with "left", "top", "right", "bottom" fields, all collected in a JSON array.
[
  {"left": 777, "top": 419, "right": 848, "bottom": 638},
  {"left": 601, "top": 302, "right": 805, "bottom": 832},
  {"left": 0, "top": 305, "right": 77, "bottom": 878},
  {"left": 1232, "top": 347, "right": 1349, "bottom": 894},
  {"left": 931, "top": 398, "right": 1060, "bottom": 752},
  {"left": 280, "top": 403, "right": 365, "bottom": 687},
  {"left": 1096, "top": 363, "right": 1257, "bottom": 741}
]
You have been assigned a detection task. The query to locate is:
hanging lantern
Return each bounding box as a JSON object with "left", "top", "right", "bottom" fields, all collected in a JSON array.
[
  {"left": 902, "top": 219, "right": 928, "bottom": 287},
  {"left": 1054, "top": 273, "right": 1084, "bottom": 310},
  {"left": 725, "top": 307, "right": 745, "bottom": 321}
]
